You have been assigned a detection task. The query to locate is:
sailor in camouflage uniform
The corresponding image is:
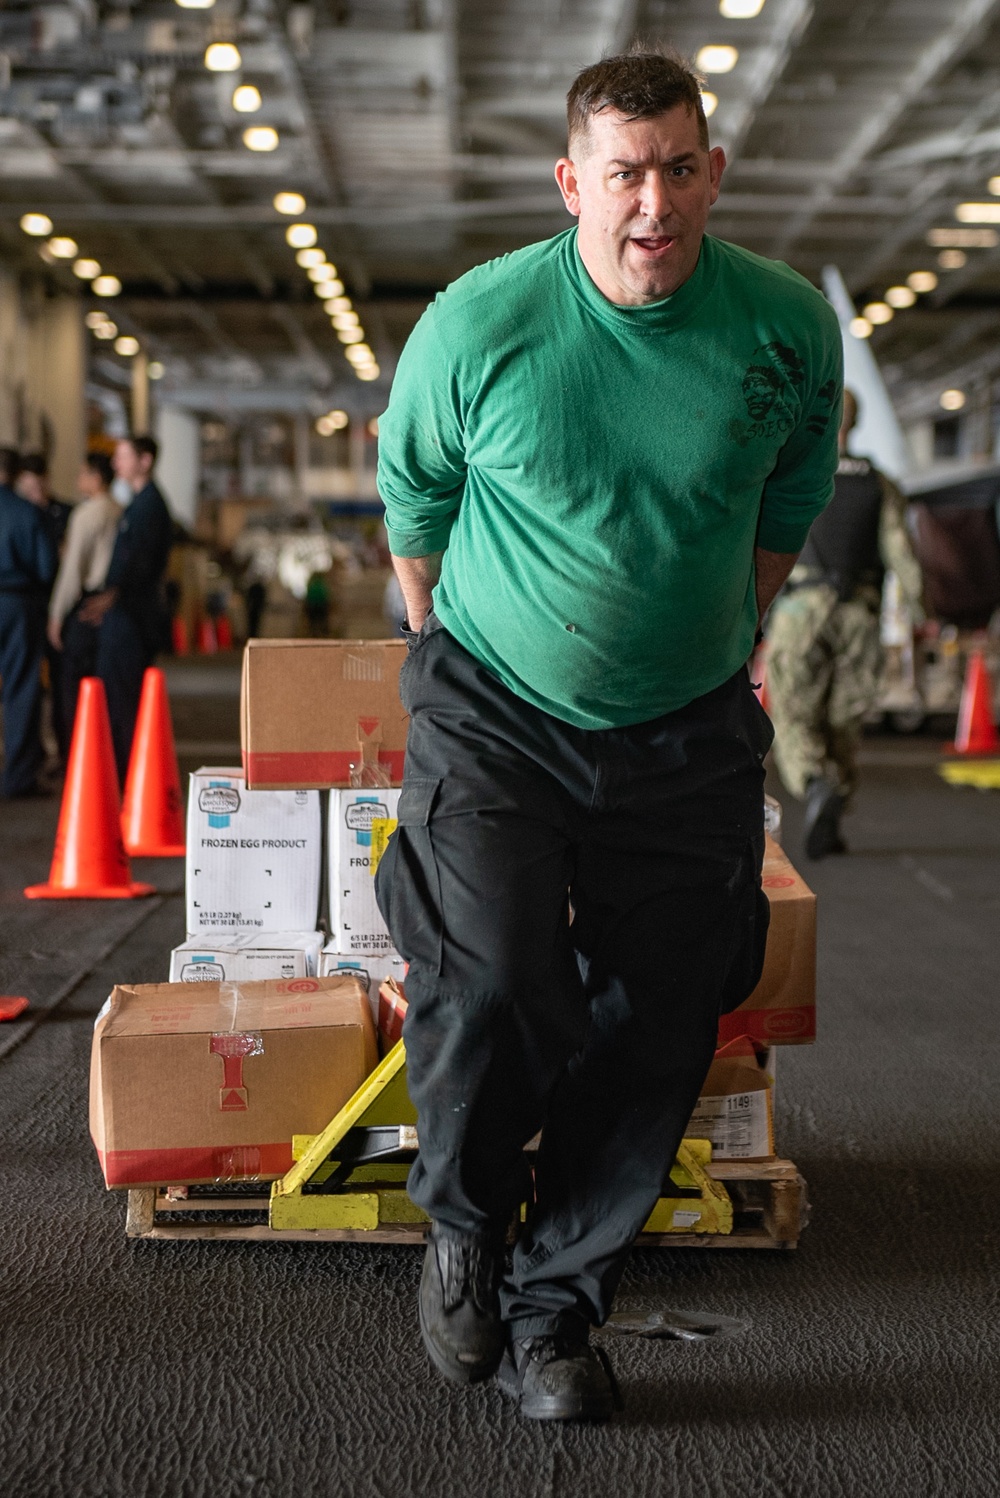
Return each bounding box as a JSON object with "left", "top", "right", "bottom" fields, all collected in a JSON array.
[{"left": 766, "top": 389, "right": 923, "bottom": 858}]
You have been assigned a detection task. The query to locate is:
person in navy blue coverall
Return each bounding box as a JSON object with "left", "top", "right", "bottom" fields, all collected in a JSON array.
[
  {"left": 16, "top": 453, "right": 74, "bottom": 765},
  {"left": 79, "top": 436, "right": 172, "bottom": 784},
  {"left": 0, "top": 448, "right": 58, "bottom": 797}
]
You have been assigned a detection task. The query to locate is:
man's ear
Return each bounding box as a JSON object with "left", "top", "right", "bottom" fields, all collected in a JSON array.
[{"left": 555, "top": 157, "right": 582, "bottom": 217}]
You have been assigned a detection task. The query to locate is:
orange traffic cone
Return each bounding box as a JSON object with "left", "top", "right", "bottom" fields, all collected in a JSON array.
[
  {"left": 121, "top": 667, "right": 186, "bottom": 857},
  {"left": 216, "top": 614, "right": 233, "bottom": 650},
  {"left": 947, "top": 649, "right": 1000, "bottom": 755},
  {"left": 197, "top": 617, "right": 218, "bottom": 655},
  {"left": 171, "top": 615, "right": 190, "bottom": 656},
  {"left": 24, "top": 678, "right": 155, "bottom": 900}
]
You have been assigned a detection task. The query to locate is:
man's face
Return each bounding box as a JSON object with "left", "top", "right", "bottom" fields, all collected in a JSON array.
[
  {"left": 555, "top": 104, "right": 725, "bottom": 306},
  {"left": 15, "top": 472, "right": 45, "bottom": 507},
  {"left": 114, "top": 440, "right": 150, "bottom": 489}
]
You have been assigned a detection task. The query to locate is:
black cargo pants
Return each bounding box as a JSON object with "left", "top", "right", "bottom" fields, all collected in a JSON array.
[{"left": 375, "top": 615, "right": 773, "bottom": 1338}]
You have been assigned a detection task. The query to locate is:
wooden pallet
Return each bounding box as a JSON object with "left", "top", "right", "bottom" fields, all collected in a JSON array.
[{"left": 124, "top": 1157, "right": 808, "bottom": 1249}]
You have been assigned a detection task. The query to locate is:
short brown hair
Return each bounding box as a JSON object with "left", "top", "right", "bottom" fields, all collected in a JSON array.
[{"left": 567, "top": 46, "right": 708, "bottom": 152}]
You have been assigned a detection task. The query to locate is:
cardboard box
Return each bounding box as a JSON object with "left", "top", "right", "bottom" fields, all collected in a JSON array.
[
  {"left": 319, "top": 946, "right": 406, "bottom": 1016},
  {"left": 241, "top": 638, "right": 409, "bottom": 789},
  {"left": 717, "top": 835, "right": 816, "bottom": 1048},
  {"left": 688, "top": 1038, "right": 774, "bottom": 1161},
  {"left": 169, "top": 932, "right": 324, "bottom": 984},
  {"left": 185, "top": 768, "right": 321, "bottom": 936},
  {"left": 90, "top": 977, "right": 377, "bottom": 1188},
  {"left": 328, "top": 788, "right": 401, "bottom": 954},
  {"left": 377, "top": 976, "right": 408, "bottom": 1053}
]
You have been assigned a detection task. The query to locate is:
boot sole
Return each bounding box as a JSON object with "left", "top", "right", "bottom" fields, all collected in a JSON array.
[
  {"left": 496, "top": 1355, "right": 615, "bottom": 1422},
  {"left": 418, "top": 1294, "right": 503, "bottom": 1387}
]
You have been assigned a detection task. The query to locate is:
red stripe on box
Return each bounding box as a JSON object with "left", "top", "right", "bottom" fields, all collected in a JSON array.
[
  {"left": 717, "top": 1004, "right": 815, "bottom": 1048},
  {"left": 243, "top": 749, "right": 405, "bottom": 787},
  {"left": 98, "top": 1141, "right": 294, "bottom": 1187}
]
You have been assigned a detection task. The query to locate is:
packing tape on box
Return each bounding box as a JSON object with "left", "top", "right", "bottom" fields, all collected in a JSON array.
[{"left": 210, "top": 981, "right": 265, "bottom": 1117}]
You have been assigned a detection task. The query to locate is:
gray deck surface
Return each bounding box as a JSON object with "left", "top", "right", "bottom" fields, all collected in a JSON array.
[{"left": 1, "top": 662, "right": 998, "bottom": 1497}]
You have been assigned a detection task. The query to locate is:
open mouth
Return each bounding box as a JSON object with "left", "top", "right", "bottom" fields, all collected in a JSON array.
[{"left": 630, "top": 234, "right": 677, "bottom": 258}]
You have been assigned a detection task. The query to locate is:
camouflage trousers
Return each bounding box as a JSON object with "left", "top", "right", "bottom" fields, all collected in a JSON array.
[{"left": 765, "top": 583, "right": 882, "bottom": 800}]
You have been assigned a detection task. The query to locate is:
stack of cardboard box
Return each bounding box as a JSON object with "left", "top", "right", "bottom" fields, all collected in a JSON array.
[
  {"left": 239, "top": 638, "right": 818, "bottom": 1165},
  {"left": 168, "top": 765, "right": 325, "bottom": 983}
]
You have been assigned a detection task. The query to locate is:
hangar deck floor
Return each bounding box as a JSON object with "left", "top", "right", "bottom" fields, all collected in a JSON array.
[{"left": 2, "top": 660, "right": 998, "bottom": 1497}]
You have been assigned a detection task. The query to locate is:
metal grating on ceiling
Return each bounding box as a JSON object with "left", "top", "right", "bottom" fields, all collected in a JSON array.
[{"left": 4, "top": 0, "right": 1000, "bottom": 429}]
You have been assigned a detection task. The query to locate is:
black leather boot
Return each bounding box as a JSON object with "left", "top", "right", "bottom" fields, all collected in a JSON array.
[
  {"left": 497, "top": 1330, "right": 620, "bottom": 1421},
  {"left": 803, "top": 776, "right": 847, "bottom": 859},
  {"left": 418, "top": 1225, "right": 505, "bottom": 1384}
]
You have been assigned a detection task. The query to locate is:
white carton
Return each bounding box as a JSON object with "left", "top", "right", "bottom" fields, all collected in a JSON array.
[
  {"left": 186, "top": 768, "right": 321, "bottom": 936},
  {"left": 328, "top": 788, "right": 401, "bottom": 955},
  {"left": 318, "top": 946, "right": 406, "bottom": 1019},
  {"left": 169, "top": 932, "right": 325, "bottom": 984}
]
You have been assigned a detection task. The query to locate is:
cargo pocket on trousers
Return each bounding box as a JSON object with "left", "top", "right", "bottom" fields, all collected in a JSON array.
[{"left": 375, "top": 776, "right": 444, "bottom": 976}]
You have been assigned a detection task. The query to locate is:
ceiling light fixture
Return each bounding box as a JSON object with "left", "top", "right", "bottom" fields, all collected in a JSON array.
[
  {"left": 862, "top": 301, "right": 893, "bottom": 325},
  {"left": 328, "top": 409, "right": 349, "bottom": 430},
  {"left": 345, "top": 345, "right": 372, "bottom": 363},
  {"left": 357, "top": 367, "right": 380, "bottom": 381},
  {"left": 940, "top": 389, "right": 966, "bottom": 411},
  {"left": 696, "top": 45, "right": 739, "bottom": 73},
  {"left": 849, "top": 317, "right": 873, "bottom": 339},
  {"left": 316, "top": 416, "right": 336, "bottom": 436},
  {"left": 48, "top": 236, "right": 78, "bottom": 259},
  {"left": 205, "top": 42, "right": 241, "bottom": 72},
  {"left": 296, "top": 248, "right": 325, "bottom": 268},
  {"left": 73, "top": 258, "right": 101, "bottom": 280},
  {"left": 115, "top": 335, "right": 140, "bottom": 356},
  {"left": 314, "top": 281, "right": 340, "bottom": 298},
  {"left": 92, "top": 275, "right": 122, "bottom": 297},
  {"left": 938, "top": 249, "right": 967, "bottom": 269},
  {"left": 285, "top": 223, "right": 317, "bottom": 248},
  {"left": 885, "top": 285, "right": 916, "bottom": 309},
  {"left": 20, "top": 213, "right": 52, "bottom": 237},
  {"left": 94, "top": 322, "right": 117, "bottom": 340},
  {"left": 332, "top": 312, "right": 360, "bottom": 330},
  {"left": 907, "top": 270, "right": 938, "bottom": 293},
  {"left": 232, "top": 85, "right": 262, "bottom": 112},
  {"left": 720, "top": 0, "right": 765, "bottom": 14},
  {"left": 338, "top": 328, "right": 365, "bottom": 344},
  {"left": 989, "top": 176, "right": 1000, "bottom": 196},
  {"left": 367, "top": 417, "right": 380, "bottom": 435},
  {"left": 307, "top": 263, "right": 335, "bottom": 282},
  {"left": 148, "top": 361, "right": 165, "bottom": 380},
  {"left": 928, "top": 227, "right": 997, "bottom": 247},
  {"left": 243, "top": 126, "right": 278, "bottom": 152},
  {"left": 274, "top": 192, "right": 306, "bottom": 215},
  {"left": 955, "top": 202, "right": 1000, "bottom": 223},
  {"left": 701, "top": 91, "right": 719, "bottom": 118},
  {"left": 325, "top": 295, "right": 351, "bottom": 313},
  {"left": 176, "top": 0, "right": 216, "bottom": 8},
  {"left": 84, "top": 310, "right": 109, "bottom": 329}
]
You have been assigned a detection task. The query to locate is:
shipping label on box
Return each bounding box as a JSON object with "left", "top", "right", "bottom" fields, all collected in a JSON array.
[
  {"left": 686, "top": 1039, "right": 775, "bottom": 1161},
  {"left": 328, "top": 788, "right": 401, "bottom": 954},
  {"left": 170, "top": 932, "right": 324, "bottom": 984},
  {"left": 717, "top": 834, "right": 816, "bottom": 1048},
  {"left": 90, "top": 977, "right": 377, "bottom": 1188},
  {"left": 241, "top": 638, "right": 409, "bottom": 789},
  {"left": 186, "top": 768, "right": 321, "bottom": 937}
]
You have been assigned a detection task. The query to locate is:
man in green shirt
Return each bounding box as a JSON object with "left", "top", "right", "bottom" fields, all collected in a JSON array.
[{"left": 376, "top": 47, "right": 842, "bottom": 1422}]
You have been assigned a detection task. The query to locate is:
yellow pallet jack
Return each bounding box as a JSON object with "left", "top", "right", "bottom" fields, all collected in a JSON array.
[{"left": 269, "top": 1039, "right": 733, "bottom": 1238}]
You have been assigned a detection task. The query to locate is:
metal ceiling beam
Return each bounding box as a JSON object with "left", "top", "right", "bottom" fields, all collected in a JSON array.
[{"left": 770, "top": 0, "right": 1000, "bottom": 260}]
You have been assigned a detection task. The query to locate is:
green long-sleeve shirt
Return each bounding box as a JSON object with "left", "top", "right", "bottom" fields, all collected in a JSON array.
[{"left": 378, "top": 227, "right": 842, "bottom": 729}]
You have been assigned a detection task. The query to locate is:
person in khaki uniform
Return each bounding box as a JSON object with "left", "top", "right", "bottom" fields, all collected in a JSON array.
[{"left": 766, "top": 389, "right": 923, "bottom": 858}]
